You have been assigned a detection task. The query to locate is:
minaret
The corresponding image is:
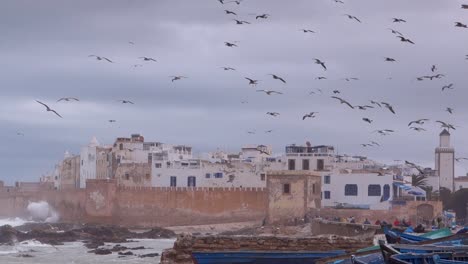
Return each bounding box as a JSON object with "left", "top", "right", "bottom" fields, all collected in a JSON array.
[{"left": 435, "top": 129, "right": 455, "bottom": 191}]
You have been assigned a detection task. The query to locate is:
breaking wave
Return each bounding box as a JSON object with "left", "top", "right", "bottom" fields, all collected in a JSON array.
[{"left": 27, "top": 201, "right": 59, "bottom": 223}]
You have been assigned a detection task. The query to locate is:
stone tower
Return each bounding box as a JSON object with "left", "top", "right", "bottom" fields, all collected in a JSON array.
[{"left": 435, "top": 129, "right": 455, "bottom": 191}]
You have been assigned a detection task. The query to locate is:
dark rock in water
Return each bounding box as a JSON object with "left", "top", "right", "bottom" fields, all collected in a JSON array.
[
  {"left": 138, "top": 227, "right": 176, "bottom": 239},
  {"left": 118, "top": 251, "right": 134, "bottom": 256},
  {"left": 110, "top": 244, "right": 129, "bottom": 252},
  {"left": 84, "top": 240, "right": 105, "bottom": 249},
  {"left": 0, "top": 225, "right": 18, "bottom": 245},
  {"left": 17, "top": 254, "right": 34, "bottom": 258},
  {"left": 139, "top": 253, "right": 160, "bottom": 258},
  {"left": 130, "top": 246, "right": 146, "bottom": 250},
  {"left": 92, "top": 248, "right": 112, "bottom": 255}
]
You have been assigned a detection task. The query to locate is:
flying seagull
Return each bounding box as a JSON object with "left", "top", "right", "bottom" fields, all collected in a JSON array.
[
  {"left": 302, "top": 112, "right": 318, "bottom": 120},
  {"left": 381, "top": 102, "right": 396, "bottom": 114},
  {"left": 108, "top": 120, "right": 117, "bottom": 123},
  {"left": 333, "top": 90, "right": 340, "bottom": 94},
  {"left": 405, "top": 160, "right": 425, "bottom": 174},
  {"left": 388, "top": 28, "right": 403, "bottom": 36},
  {"left": 333, "top": 0, "right": 344, "bottom": 3},
  {"left": 316, "top": 76, "right": 327, "bottom": 80},
  {"left": 170, "top": 76, "right": 188, "bottom": 82},
  {"left": 370, "top": 100, "right": 381, "bottom": 107},
  {"left": 455, "top": 157, "right": 468, "bottom": 162},
  {"left": 446, "top": 107, "right": 454, "bottom": 114},
  {"left": 268, "top": 74, "right": 286, "bottom": 84},
  {"left": 442, "top": 83, "right": 454, "bottom": 91},
  {"left": 408, "top": 119, "right": 429, "bottom": 126},
  {"left": 256, "top": 90, "right": 283, "bottom": 95},
  {"left": 396, "top": 36, "right": 415, "bottom": 44},
  {"left": 139, "top": 57, "right": 157, "bottom": 62},
  {"left": 220, "top": 67, "right": 236, "bottom": 71},
  {"left": 314, "top": 58, "right": 327, "bottom": 70},
  {"left": 256, "top": 14, "right": 270, "bottom": 19},
  {"left": 36, "top": 100, "right": 62, "bottom": 118},
  {"left": 300, "top": 29, "right": 315, "bottom": 33},
  {"left": 118, "top": 100, "right": 134, "bottom": 104},
  {"left": 384, "top": 57, "right": 396, "bottom": 62},
  {"left": 57, "top": 97, "right": 79, "bottom": 102},
  {"left": 455, "top": 22, "right": 468, "bottom": 28},
  {"left": 373, "top": 129, "right": 394, "bottom": 136},
  {"left": 356, "top": 105, "right": 374, "bottom": 110},
  {"left": 224, "top": 10, "right": 237, "bottom": 15},
  {"left": 88, "top": 55, "right": 113, "bottom": 63},
  {"left": 362, "top": 118, "right": 373, "bottom": 124},
  {"left": 266, "top": 112, "right": 280, "bottom": 117},
  {"left": 392, "top": 18, "right": 406, "bottom": 23},
  {"left": 331, "top": 96, "right": 354, "bottom": 109},
  {"left": 342, "top": 77, "right": 359, "bottom": 81},
  {"left": 245, "top": 77, "right": 259, "bottom": 86},
  {"left": 436, "top": 120, "right": 456, "bottom": 130},
  {"left": 233, "top": 19, "right": 250, "bottom": 25},
  {"left": 410, "top": 127, "right": 426, "bottom": 132},
  {"left": 431, "top": 65, "right": 437, "bottom": 72},
  {"left": 370, "top": 141, "right": 380, "bottom": 146},
  {"left": 343, "top": 14, "right": 361, "bottom": 23},
  {"left": 224, "top": 42, "right": 238, "bottom": 47},
  {"left": 265, "top": 130, "right": 273, "bottom": 133}
]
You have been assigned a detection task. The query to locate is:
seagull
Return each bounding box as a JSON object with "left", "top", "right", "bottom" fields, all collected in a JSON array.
[
  {"left": 314, "top": 58, "right": 327, "bottom": 70},
  {"left": 388, "top": 28, "right": 403, "bottom": 36},
  {"left": 265, "top": 130, "right": 273, "bottom": 133},
  {"left": 170, "top": 76, "right": 188, "bottom": 82},
  {"left": 132, "top": 64, "right": 143, "bottom": 68},
  {"left": 220, "top": 67, "right": 236, "bottom": 71},
  {"left": 396, "top": 36, "right": 415, "bottom": 44},
  {"left": 224, "top": 10, "right": 237, "bottom": 15},
  {"left": 381, "top": 102, "right": 396, "bottom": 114},
  {"left": 370, "top": 100, "right": 381, "bottom": 107},
  {"left": 88, "top": 55, "right": 113, "bottom": 63},
  {"left": 247, "top": 131, "right": 256, "bottom": 134},
  {"left": 423, "top": 74, "right": 445, "bottom": 80},
  {"left": 36, "top": 100, "right": 62, "bottom": 118},
  {"left": 226, "top": 0, "right": 242, "bottom": 4},
  {"left": 316, "top": 76, "right": 327, "bottom": 80},
  {"left": 342, "top": 77, "right": 359, "bottom": 81},
  {"left": 436, "top": 120, "right": 456, "bottom": 130},
  {"left": 139, "top": 57, "right": 157, "bottom": 62},
  {"left": 408, "top": 119, "right": 429, "bottom": 126},
  {"left": 361, "top": 143, "right": 373, "bottom": 147},
  {"left": 356, "top": 105, "right": 374, "bottom": 110},
  {"left": 108, "top": 120, "right": 117, "bottom": 123},
  {"left": 118, "top": 100, "right": 134, "bottom": 104},
  {"left": 373, "top": 129, "right": 394, "bottom": 136},
  {"left": 266, "top": 112, "right": 280, "bottom": 117},
  {"left": 431, "top": 65, "right": 437, "bottom": 72},
  {"left": 446, "top": 107, "right": 454, "bottom": 114},
  {"left": 392, "top": 18, "right": 406, "bottom": 23},
  {"left": 362, "top": 118, "right": 373, "bottom": 124},
  {"left": 57, "top": 97, "right": 79, "bottom": 102},
  {"left": 455, "top": 157, "right": 468, "bottom": 162},
  {"left": 256, "top": 147, "right": 270, "bottom": 156},
  {"left": 268, "top": 74, "right": 286, "bottom": 84},
  {"left": 256, "top": 90, "right": 283, "bottom": 95},
  {"left": 233, "top": 19, "right": 250, "bottom": 25},
  {"left": 405, "top": 160, "right": 425, "bottom": 174},
  {"left": 333, "top": 0, "right": 344, "bottom": 3},
  {"left": 410, "top": 127, "right": 426, "bottom": 132},
  {"left": 331, "top": 96, "right": 354, "bottom": 109},
  {"left": 256, "top": 14, "right": 270, "bottom": 19},
  {"left": 384, "top": 57, "right": 396, "bottom": 62},
  {"left": 442, "top": 83, "right": 454, "bottom": 91},
  {"left": 343, "top": 14, "right": 361, "bottom": 23},
  {"left": 455, "top": 22, "right": 468, "bottom": 28},
  {"left": 303, "top": 112, "right": 318, "bottom": 120},
  {"left": 300, "top": 29, "right": 315, "bottom": 33},
  {"left": 128, "top": 41, "right": 135, "bottom": 45},
  {"left": 370, "top": 141, "right": 380, "bottom": 146},
  {"left": 333, "top": 90, "right": 340, "bottom": 94},
  {"left": 245, "top": 77, "right": 259, "bottom": 86},
  {"left": 224, "top": 42, "right": 238, "bottom": 47}
]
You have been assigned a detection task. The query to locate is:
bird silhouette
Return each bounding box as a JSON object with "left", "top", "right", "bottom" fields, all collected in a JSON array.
[
  {"left": 268, "top": 74, "right": 286, "bottom": 83},
  {"left": 410, "top": 127, "right": 426, "bottom": 132},
  {"left": 393, "top": 18, "right": 406, "bottom": 23},
  {"left": 233, "top": 19, "right": 250, "bottom": 25},
  {"left": 455, "top": 157, "right": 468, "bottom": 162},
  {"left": 436, "top": 121, "right": 456, "bottom": 130},
  {"left": 36, "top": 100, "right": 62, "bottom": 118},
  {"left": 266, "top": 112, "right": 280, "bottom": 117},
  {"left": 108, "top": 120, "right": 117, "bottom": 123},
  {"left": 356, "top": 105, "right": 374, "bottom": 110},
  {"left": 362, "top": 118, "right": 373, "bottom": 124},
  {"left": 333, "top": 90, "right": 340, "bottom": 94},
  {"left": 384, "top": 57, "right": 396, "bottom": 62},
  {"left": 342, "top": 77, "right": 359, "bottom": 81},
  {"left": 370, "top": 101, "right": 382, "bottom": 107},
  {"left": 455, "top": 22, "right": 468, "bottom": 28},
  {"left": 381, "top": 102, "right": 396, "bottom": 114},
  {"left": 118, "top": 100, "right": 134, "bottom": 104},
  {"left": 224, "top": 10, "right": 237, "bottom": 15},
  {"left": 344, "top": 14, "right": 361, "bottom": 23},
  {"left": 331, "top": 96, "right": 354, "bottom": 109},
  {"left": 170, "top": 76, "right": 188, "bottom": 82},
  {"left": 88, "top": 55, "right": 113, "bottom": 63},
  {"left": 408, "top": 119, "right": 429, "bottom": 126},
  {"left": 397, "top": 36, "right": 415, "bottom": 44},
  {"left": 57, "top": 97, "right": 79, "bottom": 102},
  {"left": 256, "top": 90, "right": 283, "bottom": 95},
  {"left": 221, "top": 67, "right": 236, "bottom": 71},
  {"left": 316, "top": 76, "right": 327, "bottom": 80},
  {"left": 256, "top": 14, "right": 270, "bottom": 19},
  {"left": 300, "top": 29, "right": 315, "bottom": 33},
  {"left": 224, "top": 42, "right": 238, "bottom": 47},
  {"left": 314, "top": 58, "right": 327, "bottom": 70},
  {"left": 303, "top": 112, "right": 318, "bottom": 120},
  {"left": 446, "top": 107, "right": 454, "bottom": 114},
  {"left": 333, "top": 0, "right": 344, "bottom": 3},
  {"left": 373, "top": 129, "right": 394, "bottom": 136},
  {"left": 442, "top": 83, "right": 454, "bottom": 91},
  {"left": 245, "top": 77, "right": 259, "bottom": 86},
  {"left": 431, "top": 65, "right": 437, "bottom": 72},
  {"left": 139, "top": 57, "right": 157, "bottom": 62},
  {"left": 388, "top": 28, "right": 403, "bottom": 36}
]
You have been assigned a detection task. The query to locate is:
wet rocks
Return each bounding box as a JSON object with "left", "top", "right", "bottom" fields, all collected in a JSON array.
[
  {"left": 0, "top": 225, "right": 18, "bottom": 245},
  {"left": 140, "top": 253, "right": 160, "bottom": 258},
  {"left": 118, "top": 251, "right": 134, "bottom": 256},
  {"left": 91, "top": 248, "right": 112, "bottom": 255}
]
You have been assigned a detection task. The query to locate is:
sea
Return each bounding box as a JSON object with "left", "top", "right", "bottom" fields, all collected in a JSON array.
[{"left": 0, "top": 218, "right": 176, "bottom": 264}]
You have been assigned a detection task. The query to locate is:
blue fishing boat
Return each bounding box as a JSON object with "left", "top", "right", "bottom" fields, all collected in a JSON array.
[{"left": 192, "top": 250, "right": 346, "bottom": 264}]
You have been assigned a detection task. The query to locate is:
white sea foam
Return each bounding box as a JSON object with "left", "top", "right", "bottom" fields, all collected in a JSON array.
[
  {"left": 27, "top": 201, "right": 59, "bottom": 223},
  {"left": 0, "top": 217, "right": 29, "bottom": 227}
]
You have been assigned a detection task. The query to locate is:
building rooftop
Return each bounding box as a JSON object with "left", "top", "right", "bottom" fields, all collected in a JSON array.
[{"left": 440, "top": 129, "right": 450, "bottom": 136}]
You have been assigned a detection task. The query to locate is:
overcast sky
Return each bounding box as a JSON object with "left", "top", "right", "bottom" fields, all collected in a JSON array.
[{"left": 1, "top": 0, "right": 468, "bottom": 184}]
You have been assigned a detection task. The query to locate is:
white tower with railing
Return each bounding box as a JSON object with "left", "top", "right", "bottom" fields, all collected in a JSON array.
[{"left": 435, "top": 129, "right": 455, "bottom": 191}]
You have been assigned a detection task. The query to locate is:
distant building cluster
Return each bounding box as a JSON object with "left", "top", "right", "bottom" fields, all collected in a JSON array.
[{"left": 39, "top": 130, "right": 466, "bottom": 210}]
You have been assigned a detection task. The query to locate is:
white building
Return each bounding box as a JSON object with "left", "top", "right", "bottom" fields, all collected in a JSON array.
[
  {"left": 79, "top": 137, "right": 112, "bottom": 188},
  {"left": 454, "top": 176, "right": 468, "bottom": 191},
  {"left": 321, "top": 170, "right": 394, "bottom": 210},
  {"left": 435, "top": 129, "right": 455, "bottom": 191},
  {"left": 151, "top": 145, "right": 283, "bottom": 188},
  {"left": 285, "top": 143, "right": 335, "bottom": 172}
]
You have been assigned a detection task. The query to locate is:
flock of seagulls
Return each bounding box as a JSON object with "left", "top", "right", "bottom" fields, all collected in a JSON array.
[{"left": 27, "top": 0, "right": 468, "bottom": 165}]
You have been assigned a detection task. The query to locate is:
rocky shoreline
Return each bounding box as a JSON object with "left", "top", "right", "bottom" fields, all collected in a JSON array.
[{"left": 0, "top": 223, "right": 176, "bottom": 257}]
